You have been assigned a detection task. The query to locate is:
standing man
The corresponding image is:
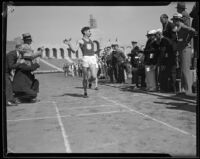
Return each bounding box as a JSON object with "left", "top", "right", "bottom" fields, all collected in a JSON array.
[
  {"left": 155, "top": 30, "right": 176, "bottom": 93},
  {"left": 127, "top": 41, "right": 140, "bottom": 86},
  {"left": 176, "top": 2, "right": 190, "bottom": 26},
  {"left": 64, "top": 26, "right": 97, "bottom": 97},
  {"left": 171, "top": 13, "right": 196, "bottom": 94},
  {"left": 105, "top": 46, "right": 114, "bottom": 83},
  {"left": 190, "top": 2, "right": 198, "bottom": 93},
  {"left": 111, "top": 43, "right": 126, "bottom": 83},
  {"left": 144, "top": 30, "right": 159, "bottom": 92},
  {"left": 190, "top": 2, "right": 198, "bottom": 70}
]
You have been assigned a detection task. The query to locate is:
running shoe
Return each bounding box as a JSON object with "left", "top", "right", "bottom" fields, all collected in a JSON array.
[
  {"left": 83, "top": 92, "right": 88, "bottom": 98},
  {"left": 89, "top": 83, "right": 92, "bottom": 89}
]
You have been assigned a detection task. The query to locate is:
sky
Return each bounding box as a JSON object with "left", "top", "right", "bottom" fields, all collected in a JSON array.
[{"left": 6, "top": 2, "right": 195, "bottom": 48}]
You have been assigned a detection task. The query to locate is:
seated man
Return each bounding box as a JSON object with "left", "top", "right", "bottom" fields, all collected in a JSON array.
[{"left": 12, "top": 48, "right": 42, "bottom": 103}]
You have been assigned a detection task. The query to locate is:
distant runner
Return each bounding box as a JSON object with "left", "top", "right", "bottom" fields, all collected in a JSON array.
[{"left": 64, "top": 26, "right": 97, "bottom": 97}]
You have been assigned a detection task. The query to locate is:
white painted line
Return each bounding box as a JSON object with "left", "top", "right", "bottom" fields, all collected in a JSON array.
[
  {"left": 7, "top": 106, "right": 127, "bottom": 122},
  {"left": 100, "top": 96, "right": 196, "bottom": 138},
  {"left": 7, "top": 115, "right": 58, "bottom": 122},
  {"left": 60, "top": 110, "right": 128, "bottom": 118},
  {"left": 63, "top": 104, "right": 117, "bottom": 110},
  {"left": 39, "top": 59, "right": 63, "bottom": 71},
  {"left": 52, "top": 101, "right": 72, "bottom": 153}
]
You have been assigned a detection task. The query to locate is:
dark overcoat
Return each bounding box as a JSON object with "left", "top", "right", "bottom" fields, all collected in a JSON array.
[{"left": 13, "top": 61, "right": 40, "bottom": 93}]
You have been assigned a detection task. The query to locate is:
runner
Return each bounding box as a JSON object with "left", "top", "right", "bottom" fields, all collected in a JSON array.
[{"left": 63, "top": 26, "right": 97, "bottom": 97}]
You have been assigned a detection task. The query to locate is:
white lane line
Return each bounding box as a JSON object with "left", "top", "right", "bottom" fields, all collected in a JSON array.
[
  {"left": 52, "top": 101, "right": 72, "bottom": 153},
  {"left": 7, "top": 115, "right": 58, "bottom": 122},
  {"left": 100, "top": 96, "right": 196, "bottom": 138},
  {"left": 7, "top": 108, "right": 127, "bottom": 122},
  {"left": 61, "top": 104, "right": 117, "bottom": 110},
  {"left": 60, "top": 110, "right": 128, "bottom": 118}
]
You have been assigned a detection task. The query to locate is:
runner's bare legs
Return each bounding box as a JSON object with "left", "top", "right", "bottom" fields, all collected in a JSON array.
[{"left": 82, "top": 67, "right": 89, "bottom": 96}]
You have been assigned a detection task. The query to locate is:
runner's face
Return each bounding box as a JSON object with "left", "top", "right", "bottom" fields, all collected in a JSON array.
[{"left": 85, "top": 29, "right": 91, "bottom": 37}]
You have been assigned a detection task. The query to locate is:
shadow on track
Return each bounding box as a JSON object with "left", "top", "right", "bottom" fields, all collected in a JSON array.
[
  {"left": 154, "top": 101, "right": 196, "bottom": 113},
  {"left": 53, "top": 93, "right": 85, "bottom": 98},
  {"left": 74, "top": 87, "right": 83, "bottom": 89}
]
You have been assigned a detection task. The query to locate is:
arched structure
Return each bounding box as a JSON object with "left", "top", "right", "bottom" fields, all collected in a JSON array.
[
  {"left": 67, "top": 48, "right": 72, "bottom": 58},
  {"left": 45, "top": 48, "right": 50, "bottom": 58},
  {"left": 60, "top": 48, "right": 65, "bottom": 59},
  {"left": 52, "top": 48, "right": 57, "bottom": 58}
]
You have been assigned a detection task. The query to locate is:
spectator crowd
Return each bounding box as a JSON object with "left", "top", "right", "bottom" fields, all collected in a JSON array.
[{"left": 70, "top": 2, "right": 198, "bottom": 94}]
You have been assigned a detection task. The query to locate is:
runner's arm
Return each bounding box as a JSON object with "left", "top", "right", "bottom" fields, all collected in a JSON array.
[{"left": 64, "top": 39, "right": 83, "bottom": 53}]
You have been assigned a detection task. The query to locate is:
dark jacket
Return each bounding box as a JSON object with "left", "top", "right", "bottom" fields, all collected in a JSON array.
[
  {"left": 158, "top": 37, "right": 176, "bottom": 67},
  {"left": 13, "top": 61, "right": 40, "bottom": 92},
  {"left": 162, "top": 21, "right": 176, "bottom": 40},
  {"left": 190, "top": 2, "right": 198, "bottom": 32},
  {"left": 144, "top": 39, "right": 159, "bottom": 65},
  {"left": 128, "top": 46, "right": 144, "bottom": 68},
  {"left": 111, "top": 50, "right": 126, "bottom": 65},
  {"left": 6, "top": 50, "right": 20, "bottom": 74}
]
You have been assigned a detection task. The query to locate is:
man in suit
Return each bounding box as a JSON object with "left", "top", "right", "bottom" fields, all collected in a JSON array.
[
  {"left": 111, "top": 43, "right": 126, "bottom": 83},
  {"left": 190, "top": 2, "right": 198, "bottom": 70},
  {"left": 171, "top": 13, "right": 196, "bottom": 93},
  {"left": 128, "top": 41, "right": 145, "bottom": 88},
  {"left": 144, "top": 30, "right": 159, "bottom": 91},
  {"left": 6, "top": 44, "right": 23, "bottom": 106},
  {"left": 155, "top": 30, "right": 176, "bottom": 93}
]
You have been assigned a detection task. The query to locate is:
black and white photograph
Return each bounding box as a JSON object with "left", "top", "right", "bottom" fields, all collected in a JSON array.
[{"left": 2, "top": 1, "right": 198, "bottom": 157}]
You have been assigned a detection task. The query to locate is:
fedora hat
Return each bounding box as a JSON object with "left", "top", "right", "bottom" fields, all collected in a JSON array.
[
  {"left": 147, "top": 29, "right": 157, "bottom": 36},
  {"left": 176, "top": 2, "right": 187, "bottom": 9},
  {"left": 22, "top": 33, "right": 32, "bottom": 41},
  {"left": 171, "top": 13, "right": 183, "bottom": 21},
  {"left": 131, "top": 41, "right": 137, "bottom": 44}
]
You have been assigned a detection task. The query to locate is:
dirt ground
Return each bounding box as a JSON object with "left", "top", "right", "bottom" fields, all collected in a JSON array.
[{"left": 6, "top": 73, "right": 197, "bottom": 156}]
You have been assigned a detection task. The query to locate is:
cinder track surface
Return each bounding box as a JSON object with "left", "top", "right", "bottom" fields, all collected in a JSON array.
[{"left": 6, "top": 73, "right": 196, "bottom": 156}]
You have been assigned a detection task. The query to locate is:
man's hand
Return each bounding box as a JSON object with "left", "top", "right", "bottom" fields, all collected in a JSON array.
[{"left": 63, "top": 38, "right": 72, "bottom": 45}]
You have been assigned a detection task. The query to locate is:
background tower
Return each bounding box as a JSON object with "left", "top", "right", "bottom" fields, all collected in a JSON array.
[{"left": 89, "top": 14, "right": 97, "bottom": 29}]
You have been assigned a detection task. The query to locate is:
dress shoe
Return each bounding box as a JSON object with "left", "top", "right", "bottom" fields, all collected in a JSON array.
[
  {"left": 14, "top": 98, "right": 22, "bottom": 104},
  {"left": 29, "top": 98, "right": 40, "bottom": 103},
  {"left": 7, "top": 101, "right": 18, "bottom": 106}
]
